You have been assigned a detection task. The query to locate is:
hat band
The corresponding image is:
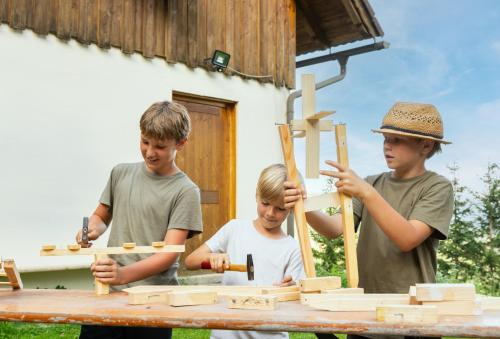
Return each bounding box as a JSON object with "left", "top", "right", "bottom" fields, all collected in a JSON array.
[{"left": 380, "top": 125, "right": 443, "bottom": 140}]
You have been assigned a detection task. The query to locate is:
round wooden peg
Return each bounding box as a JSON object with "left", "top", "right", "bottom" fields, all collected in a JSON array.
[
  {"left": 152, "top": 241, "right": 165, "bottom": 248},
  {"left": 123, "top": 242, "right": 136, "bottom": 249}
]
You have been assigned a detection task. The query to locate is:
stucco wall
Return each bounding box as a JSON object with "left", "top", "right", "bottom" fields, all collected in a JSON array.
[{"left": 0, "top": 25, "right": 289, "bottom": 274}]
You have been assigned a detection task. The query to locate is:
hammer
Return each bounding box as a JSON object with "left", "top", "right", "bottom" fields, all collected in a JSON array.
[{"left": 201, "top": 253, "right": 254, "bottom": 281}]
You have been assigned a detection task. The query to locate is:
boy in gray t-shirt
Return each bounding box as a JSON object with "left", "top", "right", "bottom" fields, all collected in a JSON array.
[
  {"left": 76, "top": 101, "right": 202, "bottom": 339},
  {"left": 186, "top": 164, "right": 305, "bottom": 339}
]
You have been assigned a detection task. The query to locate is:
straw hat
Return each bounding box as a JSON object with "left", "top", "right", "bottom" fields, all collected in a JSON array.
[{"left": 372, "top": 102, "right": 451, "bottom": 144}]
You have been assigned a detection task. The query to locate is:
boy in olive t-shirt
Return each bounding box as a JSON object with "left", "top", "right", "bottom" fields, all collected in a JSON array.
[
  {"left": 75, "top": 101, "right": 202, "bottom": 339},
  {"left": 285, "top": 102, "right": 454, "bottom": 339}
]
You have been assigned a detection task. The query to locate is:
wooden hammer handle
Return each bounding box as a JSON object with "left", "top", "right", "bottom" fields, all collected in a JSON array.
[{"left": 200, "top": 261, "right": 247, "bottom": 272}]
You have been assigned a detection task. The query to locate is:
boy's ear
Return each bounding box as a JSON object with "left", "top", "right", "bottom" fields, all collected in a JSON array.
[
  {"left": 176, "top": 138, "right": 188, "bottom": 149},
  {"left": 421, "top": 139, "right": 434, "bottom": 156}
]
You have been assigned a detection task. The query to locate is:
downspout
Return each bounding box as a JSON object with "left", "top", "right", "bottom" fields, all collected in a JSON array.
[{"left": 285, "top": 57, "right": 348, "bottom": 237}]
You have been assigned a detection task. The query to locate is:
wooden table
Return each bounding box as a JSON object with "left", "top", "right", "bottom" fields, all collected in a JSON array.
[{"left": 0, "top": 289, "right": 498, "bottom": 337}]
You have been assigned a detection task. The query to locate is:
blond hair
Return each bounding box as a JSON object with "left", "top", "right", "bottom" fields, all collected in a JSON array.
[
  {"left": 140, "top": 101, "right": 191, "bottom": 142},
  {"left": 256, "top": 164, "right": 287, "bottom": 204}
]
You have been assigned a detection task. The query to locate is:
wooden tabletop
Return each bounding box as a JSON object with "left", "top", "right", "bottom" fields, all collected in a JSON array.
[{"left": 0, "top": 289, "right": 498, "bottom": 337}]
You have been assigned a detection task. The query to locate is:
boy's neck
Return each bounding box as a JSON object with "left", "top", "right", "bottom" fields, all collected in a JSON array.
[
  {"left": 391, "top": 163, "right": 426, "bottom": 180},
  {"left": 252, "top": 220, "right": 286, "bottom": 240},
  {"left": 146, "top": 162, "right": 180, "bottom": 176}
]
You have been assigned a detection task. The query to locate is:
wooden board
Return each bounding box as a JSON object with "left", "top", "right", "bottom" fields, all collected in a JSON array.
[
  {"left": 480, "top": 296, "right": 500, "bottom": 310},
  {"left": 304, "top": 192, "right": 340, "bottom": 212},
  {"left": 279, "top": 124, "right": 316, "bottom": 278},
  {"left": 302, "top": 293, "right": 409, "bottom": 306},
  {"left": 0, "top": 289, "right": 498, "bottom": 337},
  {"left": 423, "top": 299, "right": 482, "bottom": 315},
  {"left": 299, "top": 276, "right": 341, "bottom": 292},
  {"left": 416, "top": 283, "right": 476, "bottom": 302},
  {"left": 322, "top": 288, "right": 364, "bottom": 294},
  {"left": 334, "top": 124, "right": 359, "bottom": 288},
  {"left": 376, "top": 305, "right": 438, "bottom": 324},
  {"left": 226, "top": 294, "right": 277, "bottom": 310},
  {"left": 168, "top": 290, "right": 218, "bottom": 307},
  {"left": 291, "top": 120, "right": 333, "bottom": 132},
  {"left": 2, "top": 260, "right": 22, "bottom": 289},
  {"left": 307, "top": 295, "right": 410, "bottom": 312},
  {"left": 40, "top": 245, "right": 185, "bottom": 256}
]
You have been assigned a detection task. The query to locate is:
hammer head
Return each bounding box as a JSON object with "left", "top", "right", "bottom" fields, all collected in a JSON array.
[{"left": 246, "top": 254, "right": 254, "bottom": 281}]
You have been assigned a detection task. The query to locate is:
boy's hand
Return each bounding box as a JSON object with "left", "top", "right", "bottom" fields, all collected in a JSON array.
[
  {"left": 320, "top": 160, "right": 374, "bottom": 201},
  {"left": 208, "top": 253, "right": 230, "bottom": 273},
  {"left": 91, "top": 257, "right": 125, "bottom": 285},
  {"left": 283, "top": 181, "right": 307, "bottom": 210},
  {"left": 76, "top": 223, "right": 106, "bottom": 248},
  {"left": 274, "top": 275, "right": 295, "bottom": 287}
]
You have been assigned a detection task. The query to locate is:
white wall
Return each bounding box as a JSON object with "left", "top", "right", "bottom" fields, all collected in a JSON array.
[{"left": 0, "top": 26, "right": 289, "bottom": 272}]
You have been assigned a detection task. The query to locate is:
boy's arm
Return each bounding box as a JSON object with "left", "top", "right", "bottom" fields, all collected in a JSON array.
[
  {"left": 93, "top": 228, "right": 188, "bottom": 285},
  {"left": 76, "top": 203, "right": 111, "bottom": 247},
  {"left": 185, "top": 244, "right": 230, "bottom": 273},
  {"left": 284, "top": 181, "right": 343, "bottom": 239},
  {"left": 321, "top": 160, "right": 432, "bottom": 252}
]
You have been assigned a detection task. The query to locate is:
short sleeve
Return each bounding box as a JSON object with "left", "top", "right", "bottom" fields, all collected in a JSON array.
[
  {"left": 168, "top": 186, "right": 203, "bottom": 239},
  {"left": 99, "top": 167, "right": 117, "bottom": 212},
  {"left": 284, "top": 245, "right": 306, "bottom": 283},
  {"left": 409, "top": 179, "right": 454, "bottom": 240},
  {"left": 205, "top": 220, "right": 234, "bottom": 253}
]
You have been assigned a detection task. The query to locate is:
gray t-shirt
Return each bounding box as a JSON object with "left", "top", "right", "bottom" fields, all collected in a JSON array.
[
  {"left": 206, "top": 219, "right": 305, "bottom": 339},
  {"left": 100, "top": 162, "right": 202, "bottom": 290},
  {"left": 354, "top": 171, "right": 454, "bottom": 294}
]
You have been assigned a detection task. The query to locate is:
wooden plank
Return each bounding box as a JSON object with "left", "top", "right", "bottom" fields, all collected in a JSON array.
[
  {"left": 299, "top": 276, "right": 341, "bottom": 293},
  {"left": 226, "top": 294, "right": 277, "bottom": 310},
  {"left": 133, "top": 0, "right": 142, "bottom": 51},
  {"left": 302, "top": 293, "right": 408, "bottom": 305},
  {"left": 302, "top": 74, "right": 320, "bottom": 178},
  {"left": 2, "top": 260, "right": 22, "bottom": 289},
  {"left": 286, "top": 0, "right": 296, "bottom": 88},
  {"left": 32, "top": 0, "right": 50, "bottom": 35},
  {"left": 423, "top": 299, "right": 482, "bottom": 316},
  {"left": 415, "top": 283, "right": 476, "bottom": 302},
  {"left": 141, "top": 0, "right": 155, "bottom": 57},
  {"left": 334, "top": 124, "right": 359, "bottom": 288},
  {"left": 259, "top": 0, "right": 274, "bottom": 79},
  {"left": 128, "top": 290, "right": 170, "bottom": 305},
  {"left": 124, "top": 284, "right": 266, "bottom": 295},
  {"left": 261, "top": 285, "right": 300, "bottom": 294},
  {"left": 176, "top": 0, "right": 188, "bottom": 63},
  {"left": 224, "top": 0, "right": 235, "bottom": 73},
  {"left": 186, "top": 0, "right": 197, "bottom": 67},
  {"left": 291, "top": 119, "right": 333, "bottom": 132},
  {"left": 0, "top": 0, "right": 9, "bottom": 24},
  {"left": 308, "top": 295, "right": 410, "bottom": 312},
  {"left": 271, "top": 291, "right": 300, "bottom": 302},
  {"left": 242, "top": 0, "right": 258, "bottom": 76},
  {"left": 376, "top": 305, "right": 438, "bottom": 324},
  {"left": 154, "top": 0, "right": 166, "bottom": 57},
  {"left": 85, "top": 0, "right": 98, "bottom": 43},
  {"left": 165, "top": 0, "right": 177, "bottom": 62},
  {"left": 307, "top": 111, "right": 335, "bottom": 120},
  {"left": 480, "top": 296, "right": 500, "bottom": 310},
  {"left": 169, "top": 290, "right": 218, "bottom": 307},
  {"left": 40, "top": 245, "right": 185, "bottom": 256},
  {"left": 275, "top": 0, "right": 284, "bottom": 86},
  {"left": 304, "top": 192, "right": 340, "bottom": 212},
  {"left": 321, "top": 287, "right": 364, "bottom": 294},
  {"left": 94, "top": 254, "right": 109, "bottom": 295},
  {"left": 122, "top": 0, "right": 136, "bottom": 54},
  {"left": 97, "top": 0, "right": 112, "bottom": 48},
  {"left": 57, "top": 0, "right": 74, "bottom": 40},
  {"left": 108, "top": 0, "right": 122, "bottom": 47},
  {"left": 278, "top": 124, "right": 316, "bottom": 278},
  {"left": 9, "top": 0, "right": 28, "bottom": 30}
]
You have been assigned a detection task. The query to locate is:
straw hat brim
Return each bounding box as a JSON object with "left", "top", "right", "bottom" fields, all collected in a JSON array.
[{"left": 372, "top": 128, "right": 452, "bottom": 144}]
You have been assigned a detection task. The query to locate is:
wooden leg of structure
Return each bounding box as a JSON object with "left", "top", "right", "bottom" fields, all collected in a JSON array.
[
  {"left": 2, "top": 259, "right": 23, "bottom": 289},
  {"left": 94, "top": 254, "right": 109, "bottom": 295},
  {"left": 334, "top": 124, "right": 359, "bottom": 288},
  {"left": 279, "top": 124, "right": 316, "bottom": 278}
]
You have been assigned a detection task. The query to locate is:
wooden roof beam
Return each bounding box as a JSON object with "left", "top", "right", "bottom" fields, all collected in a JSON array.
[{"left": 296, "top": 0, "right": 330, "bottom": 49}]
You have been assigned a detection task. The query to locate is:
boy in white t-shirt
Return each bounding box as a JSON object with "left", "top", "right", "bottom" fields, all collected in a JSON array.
[{"left": 185, "top": 164, "right": 305, "bottom": 339}]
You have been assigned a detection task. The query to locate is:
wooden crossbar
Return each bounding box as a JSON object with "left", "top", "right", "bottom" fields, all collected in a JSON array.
[{"left": 40, "top": 245, "right": 185, "bottom": 256}]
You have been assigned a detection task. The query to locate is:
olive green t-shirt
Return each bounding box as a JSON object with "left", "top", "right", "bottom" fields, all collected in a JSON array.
[
  {"left": 100, "top": 162, "right": 203, "bottom": 290},
  {"left": 353, "top": 171, "right": 453, "bottom": 294}
]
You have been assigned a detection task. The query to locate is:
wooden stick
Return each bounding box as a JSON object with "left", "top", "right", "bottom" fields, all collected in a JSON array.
[
  {"left": 302, "top": 74, "right": 320, "bottom": 178},
  {"left": 303, "top": 192, "right": 340, "bottom": 212},
  {"left": 2, "top": 260, "right": 23, "bottom": 289},
  {"left": 279, "top": 124, "right": 316, "bottom": 278},
  {"left": 94, "top": 254, "right": 109, "bottom": 296},
  {"left": 334, "top": 124, "right": 359, "bottom": 288},
  {"left": 40, "top": 244, "right": 185, "bottom": 256}
]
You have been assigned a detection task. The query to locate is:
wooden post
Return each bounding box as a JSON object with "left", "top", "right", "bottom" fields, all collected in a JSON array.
[
  {"left": 2, "top": 260, "right": 23, "bottom": 289},
  {"left": 279, "top": 124, "right": 316, "bottom": 277},
  {"left": 94, "top": 254, "right": 109, "bottom": 295},
  {"left": 302, "top": 74, "right": 320, "bottom": 178},
  {"left": 334, "top": 124, "right": 359, "bottom": 287}
]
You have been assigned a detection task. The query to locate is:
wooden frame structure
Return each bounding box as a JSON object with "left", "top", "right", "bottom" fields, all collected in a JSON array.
[
  {"left": 0, "top": 259, "right": 23, "bottom": 290},
  {"left": 40, "top": 243, "right": 184, "bottom": 295},
  {"left": 279, "top": 73, "right": 358, "bottom": 286}
]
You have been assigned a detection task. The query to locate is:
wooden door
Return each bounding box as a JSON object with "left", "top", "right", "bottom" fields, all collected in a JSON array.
[{"left": 173, "top": 93, "right": 236, "bottom": 272}]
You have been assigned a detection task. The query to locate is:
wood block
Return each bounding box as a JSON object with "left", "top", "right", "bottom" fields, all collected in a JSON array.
[
  {"left": 94, "top": 254, "right": 109, "bottom": 296},
  {"left": 308, "top": 295, "right": 410, "bottom": 311},
  {"left": 480, "top": 296, "right": 500, "bottom": 310},
  {"left": 306, "top": 111, "right": 335, "bottom": 120},
  {"left": 416, "top": 283, "right": 476, "bottom": 301},
  {"left": 304, "top": 192, "right": 340, "bottom": 212},
  {"left": 226, "top": 294, "right": 277, "bottom": 310},
  {"left": 299, "top": 276, "right": 341, "bottom": 292},
  {"left": 122, "top": 242, "right": 136, "bottom": 249},
  {"left": 128, "top": 290, "right": 171, "bottom": 305},
  {"left": 67, "top": 244, "right": 81, "bottom": 251},
  {"left": 152, "top": 241, "right": 165, "bottom": 248},
  {"left": 376, "top": 305, "right": 438, "bottom": 324},
  {"left": 302, "top": 293, "right": 409, "bottom": 306},
  {"left": 423, "top": 299, "right": 482, "bottom": 315},
  {"left": 409, "top": 286, "right": 420, "bottom": 305},
  {"left": 291, "top": 120, "right": 333, "bottom": 132},
  {"left": 168, "top": 290, "right": 218, "bottom": 307},
  {"left": 322, "top": 287, "right": 364, "bottom": 294},
  {"left": 2, "top": 260, "right": 23, "bottom": 289},
  {"left": 41, "top": 245, "right": 56, "bottom": 251},
  {"left": 261, "top": 285, "right": 300, "bottom": 294}
]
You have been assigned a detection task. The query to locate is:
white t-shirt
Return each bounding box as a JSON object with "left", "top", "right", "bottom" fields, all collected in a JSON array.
[{"left": 206, "top": 219, "right": 305, "bottom": 339}]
